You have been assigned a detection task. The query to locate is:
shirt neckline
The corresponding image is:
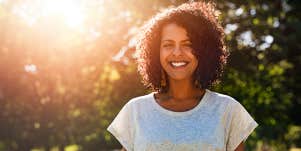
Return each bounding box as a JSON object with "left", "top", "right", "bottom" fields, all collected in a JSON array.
[{"left": 150, "top": 89, "right": 210, "bottom": 116}]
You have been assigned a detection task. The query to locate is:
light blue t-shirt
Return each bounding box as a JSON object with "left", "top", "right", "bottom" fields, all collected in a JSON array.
[{"left": 107, "top": 89, "right": 258, "bottom": 151}]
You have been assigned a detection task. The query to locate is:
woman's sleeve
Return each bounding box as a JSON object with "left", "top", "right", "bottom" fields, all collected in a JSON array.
[
  {"left": 107, "top": 102, "right": 135, "bottom": 151},
  {"left": 226, "top": 101, "right": 258, "bottom": 151}
]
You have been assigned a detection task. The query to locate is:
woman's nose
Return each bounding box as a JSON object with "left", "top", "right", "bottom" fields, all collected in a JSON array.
[{"left": 172, "top": 46, "right": 182, "bottom": 56}]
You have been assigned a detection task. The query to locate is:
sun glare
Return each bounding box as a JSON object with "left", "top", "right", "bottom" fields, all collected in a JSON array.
[
  {"left": 42, "top": 0, "right": 85, "bottom": 28},
  {"left": 13, "top": 0, "right": 86, "bottom": 29},
  {"left": 42, "top": 0, "right": 84, "bottom": 28}
]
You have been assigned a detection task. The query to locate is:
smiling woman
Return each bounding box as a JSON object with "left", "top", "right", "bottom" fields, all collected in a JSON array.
[
  {"left": 107, "top": 1, "right": 258, "bottom": 151},
  {"left": 159, "top": 23, "right": 198, "bottom": 84}
]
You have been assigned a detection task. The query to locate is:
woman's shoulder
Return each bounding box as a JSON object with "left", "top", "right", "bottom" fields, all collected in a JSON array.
[
  {"left": 123, "top": 92, "right": 155, "bottom": 109},
  {"left": 206, "top": 89, "right": 241, "bottom": 107},
  {"left": 206, "top": 90, "right": 251, "bottom": 122}
]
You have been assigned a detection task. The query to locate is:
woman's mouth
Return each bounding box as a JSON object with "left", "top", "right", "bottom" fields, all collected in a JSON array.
[{"left": 169, "top": 61, "right": 189, "bottom": 68}]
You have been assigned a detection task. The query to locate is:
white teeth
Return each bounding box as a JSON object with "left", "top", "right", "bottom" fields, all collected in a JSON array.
[{"left": 171, "top": 62, "right": 187, "bottom": 67}]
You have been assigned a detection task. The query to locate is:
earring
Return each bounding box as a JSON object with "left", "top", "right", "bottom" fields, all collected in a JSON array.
[
  {"left": 194, "top": 79, "right": 201, "bottom": 88},
  {"left": 161, "top": 69, "right": 166, "bottom": 87}
]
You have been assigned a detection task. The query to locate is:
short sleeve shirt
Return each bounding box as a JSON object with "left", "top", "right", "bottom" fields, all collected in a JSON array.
[{"left": 107, "top": 89, "right": 258, "bottom": 151}]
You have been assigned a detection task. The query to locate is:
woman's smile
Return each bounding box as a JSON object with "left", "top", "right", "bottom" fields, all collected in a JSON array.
[{"left": 169, "top": 61, "right": 189, "bottom": 68}]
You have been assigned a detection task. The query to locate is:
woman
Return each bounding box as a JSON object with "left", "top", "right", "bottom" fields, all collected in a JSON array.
[{"left": 107, "top": 2, "right": 258, "bottom": 151}]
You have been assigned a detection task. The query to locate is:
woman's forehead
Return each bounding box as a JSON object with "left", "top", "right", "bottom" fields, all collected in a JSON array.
[{"left": 161, "top": 23, "right": 190, "bottom": 41}]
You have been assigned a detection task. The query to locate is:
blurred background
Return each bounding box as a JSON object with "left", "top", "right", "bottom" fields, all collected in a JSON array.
[{"left": 0, "top": 0, "right": 300, "bottom": 150}]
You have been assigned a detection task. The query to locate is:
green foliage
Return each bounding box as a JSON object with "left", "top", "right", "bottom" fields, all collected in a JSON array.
[{"left": 0, "top": 0, "right": 300, "bottom": 150}]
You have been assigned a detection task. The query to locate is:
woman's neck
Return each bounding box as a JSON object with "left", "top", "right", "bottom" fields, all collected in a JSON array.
[{"left": 167, "top": 78, "right": 201, "bottom": 100}]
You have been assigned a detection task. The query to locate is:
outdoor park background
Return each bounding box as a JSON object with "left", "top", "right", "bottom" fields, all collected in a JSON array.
[{"left": 0, "top": 0, "right": 300, "bottom": 150}]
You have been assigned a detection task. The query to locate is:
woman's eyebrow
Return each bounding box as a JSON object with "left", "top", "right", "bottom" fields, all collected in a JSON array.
[
  {"left": 181, "top": 39, "right": 191, "bottom": 43},
  {"left": 161, "top": 39, "right": 174, "bottom": 43},
  {"left": 161, "top": 39, "right": 191, "bottom": 42}
]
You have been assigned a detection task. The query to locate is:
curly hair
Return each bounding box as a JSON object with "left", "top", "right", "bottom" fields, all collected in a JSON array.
[{"left": 136, "top": 1, "right": 228, "bottom": 92}]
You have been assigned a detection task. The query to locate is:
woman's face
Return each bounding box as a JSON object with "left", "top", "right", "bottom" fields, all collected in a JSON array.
[{"left": 160, "top": 23, "right": 198, "bottom": 82}]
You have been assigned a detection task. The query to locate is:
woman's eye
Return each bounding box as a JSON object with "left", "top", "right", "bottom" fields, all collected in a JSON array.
[
  {"left": 162, "top": 44, "right": 173, "bottom": 48},
  {"left": 182, "top": 43, "right": 192, "bottom": 49},
  {"left": 183, "top": 43, "right": 192, "bottom": 47}
]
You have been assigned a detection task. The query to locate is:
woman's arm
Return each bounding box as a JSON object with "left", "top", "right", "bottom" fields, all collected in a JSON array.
[
  {"left": 235, "top": 142, "right": 244, "bottom": 151},
  {"left": 121, "top": 147, "right": 127, "bottom": 151}
]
